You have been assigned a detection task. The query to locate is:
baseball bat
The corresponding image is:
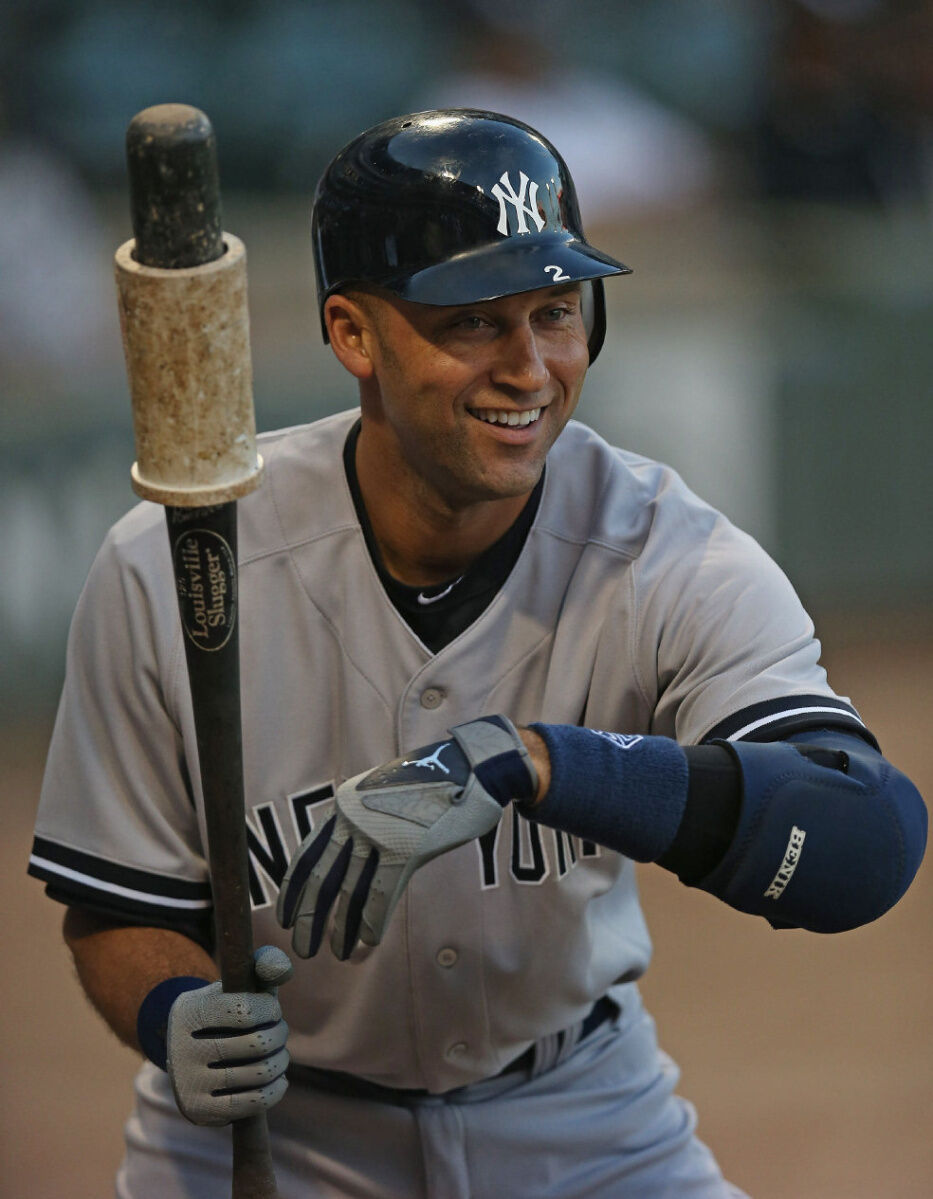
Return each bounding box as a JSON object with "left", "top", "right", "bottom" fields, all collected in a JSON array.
[{"left": 116, "top": 104, "right": 277, "bottom": 1199}]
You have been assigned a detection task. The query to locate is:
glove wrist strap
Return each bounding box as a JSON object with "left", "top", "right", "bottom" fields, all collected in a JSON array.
[
  {"left": 137, "top": 976, "right": 211, "bottom": 1070},
  {"left": 451, "top": 715, "right": 537, "bottom": 805}
]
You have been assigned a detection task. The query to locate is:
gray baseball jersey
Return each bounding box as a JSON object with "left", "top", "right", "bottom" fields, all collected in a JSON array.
[{"left": 30, "top": 409, "right": 868, "bottom": 1094}]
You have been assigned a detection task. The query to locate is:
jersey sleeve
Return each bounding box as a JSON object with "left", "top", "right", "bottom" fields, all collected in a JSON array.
[
  {"left": 28, "top": 511, "right": 213, "bottom": 934},
  {"left": 636, "top": 503, "right": 872, "bottom": 748}
]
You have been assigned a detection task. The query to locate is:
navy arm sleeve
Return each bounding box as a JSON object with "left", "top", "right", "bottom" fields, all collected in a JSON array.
[{"left": 526, "top": 723, "right": 927, "bottom": 933}]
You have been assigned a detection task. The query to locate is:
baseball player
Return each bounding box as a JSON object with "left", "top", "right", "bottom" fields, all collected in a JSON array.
[{"left": 29, "top": 110, "right": 926, "bottom": 1198}]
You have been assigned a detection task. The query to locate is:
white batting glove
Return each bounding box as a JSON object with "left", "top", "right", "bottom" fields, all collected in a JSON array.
[
  {"left": 166, "top": 945, "right": 293, "bottom": 1127},
  {"left": 276, "top": 716, "right": 537, "bottom": 961}
]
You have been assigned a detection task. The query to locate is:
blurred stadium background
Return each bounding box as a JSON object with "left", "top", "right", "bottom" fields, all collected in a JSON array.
[{"left": 1, "top": 1, "right": 931, "bottom": 1195}]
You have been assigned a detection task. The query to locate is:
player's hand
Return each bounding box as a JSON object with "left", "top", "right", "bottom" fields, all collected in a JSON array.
[
  {"left": 276, "top": 715, "right": 537, "bottom": 960},
  {"left": 166, "top": 945, "right": 293, "bottom": 1127}
]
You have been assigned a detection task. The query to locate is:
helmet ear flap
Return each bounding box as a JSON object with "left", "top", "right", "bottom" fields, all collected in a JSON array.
[
  {"left": 319, "top": 297, "right": 331, "bottom": 345},
  {"left": 585, "top": 279, "right": 607, "bottom": 364}
]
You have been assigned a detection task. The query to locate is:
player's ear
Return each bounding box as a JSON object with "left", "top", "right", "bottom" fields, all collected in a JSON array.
[{"left": 325, "top": 293, "right": 376, "bottom": 381}]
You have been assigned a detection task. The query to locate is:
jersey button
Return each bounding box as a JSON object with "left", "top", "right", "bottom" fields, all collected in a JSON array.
[
  {"left": 436, "top": 947, "right": 458, "bottom": 968},
  {"left": 447, "top": 1042, "right": 468, "bottom": 1059},
  {"left": 420, "top": 687, "right": 445, "bottom": 710}
]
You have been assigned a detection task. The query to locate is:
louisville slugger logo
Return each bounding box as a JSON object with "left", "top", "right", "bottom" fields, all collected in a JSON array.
[
  {"left": 173, "top": 529, "right": 237, "bottom": 652},
  {"left": 491, "top": 171, "right": 546, "bottom": 236}
]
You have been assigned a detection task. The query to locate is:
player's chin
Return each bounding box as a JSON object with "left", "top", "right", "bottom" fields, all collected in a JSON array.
[
  {"left": 459, "top": 403, "right": 566, "bottom": 493},
  {"left": 470, "top": 452, "right": 547, "bottom": 501}
]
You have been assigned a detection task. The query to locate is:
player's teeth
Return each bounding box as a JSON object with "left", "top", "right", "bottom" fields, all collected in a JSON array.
[{"left": 472, "top": 407, "right": 542, "bottom": 426}]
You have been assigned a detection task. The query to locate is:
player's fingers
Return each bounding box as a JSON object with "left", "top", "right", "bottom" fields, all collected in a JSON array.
[
  {"left": 233, "top": 1074, "right": 289, "bottom": 1124},
  {"left": 325, "top": 848, "right": 366, "bottom": 959},
  {"left": 201, "top": 1019, "right": 290, "bottom": 1066},
  {"left": 253, "top": 945, "right": 294, "bottom": 991},
  {"left": 212, "top": 1057, "right": 290, "bottom": 1125},
  {"left": 288, "top": 835, "right": 348, "bottom": 958},
  {"left": 331, "top": 846, "right": 380, "bottom": 961},
  {"left": 211, "top": 1044, "right": 290, "bottom": 1094},
  {"left": 276, "top": 813, "right": 338, "bottom": 928},
  {"left": 174, "top": 983, "right": 283, "bottom": 1037},
  {"left": 304, "top": 836, "right": 355, "bottom": 958},
  {"left": 358, "top": 861, "right": 406, "bottom": 947}
]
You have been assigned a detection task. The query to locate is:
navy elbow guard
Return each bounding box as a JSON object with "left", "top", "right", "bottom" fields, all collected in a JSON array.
[{"left": 697, "top": 735, "right": 927, "bottom": 932}]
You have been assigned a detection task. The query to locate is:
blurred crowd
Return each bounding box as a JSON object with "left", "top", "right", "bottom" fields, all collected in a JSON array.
[
  {"left": 3, "top": 0, "right": 931, "bottom": 194},
  {"left": 1, "top": 0, "right": 932, "bottom": 387},
  {"left": 1, "top": 0, "right": 931, "bottom": 386}
]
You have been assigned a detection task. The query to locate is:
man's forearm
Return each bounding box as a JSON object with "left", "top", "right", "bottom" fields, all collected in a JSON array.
[{"left": 63, "top": 908, "right": 217, "bottom": 1053}]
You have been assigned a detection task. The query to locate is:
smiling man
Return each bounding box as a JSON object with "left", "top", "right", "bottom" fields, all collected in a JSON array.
[
  {"left": 30, "top": 110, "right": 925, "bottom": 1198},
  {"left": 343, "top": 281, "right": 588, "bottom": 575}
]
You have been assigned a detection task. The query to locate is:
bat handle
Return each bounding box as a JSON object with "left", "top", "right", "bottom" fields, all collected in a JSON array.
[
  {"left": 167, "top": 502, "right": 280, "bottom": 1199},
  {"left": 232, "top": 1117, "right": 281, "bottom": 1199}
]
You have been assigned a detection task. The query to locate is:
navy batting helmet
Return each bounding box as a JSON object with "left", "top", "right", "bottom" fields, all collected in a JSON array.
[{"left": 311, "top": 109, "right": 631, "bottom": 362}]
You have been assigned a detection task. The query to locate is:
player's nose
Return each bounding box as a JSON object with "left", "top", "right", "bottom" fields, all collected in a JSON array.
[{"left": 489, "top": 323, "right": 549, "bottom": 394}]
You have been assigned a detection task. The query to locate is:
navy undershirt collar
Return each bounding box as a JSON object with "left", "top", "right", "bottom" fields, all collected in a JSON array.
[{"left": 343, "top": 421, "right": 543, "bottom": 652}]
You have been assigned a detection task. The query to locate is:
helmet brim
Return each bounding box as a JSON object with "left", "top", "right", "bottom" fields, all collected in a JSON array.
[{"left": 390, "top": 237, "right": 631, "bottom": 307}]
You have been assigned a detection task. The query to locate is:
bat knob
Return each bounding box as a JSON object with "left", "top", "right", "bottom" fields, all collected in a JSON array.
[{"left": 126, "top": 103, "right": 224, "bottom": 269}]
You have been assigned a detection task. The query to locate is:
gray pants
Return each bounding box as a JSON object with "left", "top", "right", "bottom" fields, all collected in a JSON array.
[{"left": 117, "top": 989, "right": 748, "bottom": 1198}]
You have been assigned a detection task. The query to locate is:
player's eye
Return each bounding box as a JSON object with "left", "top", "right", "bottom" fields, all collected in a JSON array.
[
  {"left": 454, "top": 314, "right": 490, "bottom": 331},
  {"left": 541, "top": 304, "right": 575, "bottom": 323}
]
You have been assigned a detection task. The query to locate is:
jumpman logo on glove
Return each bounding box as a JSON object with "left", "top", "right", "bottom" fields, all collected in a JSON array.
[{"left": 402, "top": 744, "right": 451, "bottom": 774}]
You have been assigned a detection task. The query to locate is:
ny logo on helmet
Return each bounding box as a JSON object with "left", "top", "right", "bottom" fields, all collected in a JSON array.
[{"left": 491, "top": 171, "right": 546, "bottom": 236}]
